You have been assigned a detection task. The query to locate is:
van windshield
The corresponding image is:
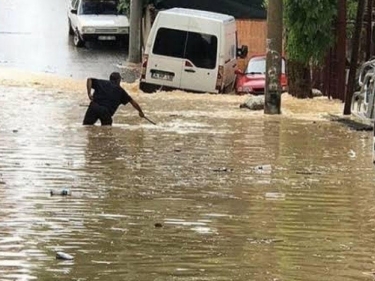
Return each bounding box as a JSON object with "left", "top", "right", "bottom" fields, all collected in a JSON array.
[{"left": 153, "top": 28, "right": 218, "bottom": 69}]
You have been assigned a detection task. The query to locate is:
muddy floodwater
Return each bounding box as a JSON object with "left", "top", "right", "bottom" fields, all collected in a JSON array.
[{"left": 0, "top": 78, "right": 375, "bottom": 281}]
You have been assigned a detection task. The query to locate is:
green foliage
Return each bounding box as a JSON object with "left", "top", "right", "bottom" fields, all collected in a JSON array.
[
  {"left": 284, "top": 0, "right": 337, "bottom": 65},
  {"left": 347, "top": 0, "right": 357, "bottom": 20},
  {"left": 118, "top": 0, "right": 130, "bottom": 15},
  {"left": 347, "top": 0, "right": 358, "bottom": 39}
]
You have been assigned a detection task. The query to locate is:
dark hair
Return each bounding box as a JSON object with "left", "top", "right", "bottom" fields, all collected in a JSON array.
[{"left": 109, "top": 72, "right": 121, "bottom": 82}]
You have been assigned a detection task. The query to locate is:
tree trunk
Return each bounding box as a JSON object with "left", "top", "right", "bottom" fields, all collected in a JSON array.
[
  {"left": 287, "top": 60, "right": 313, "bottom": 98},
  {"left": 366, "top": 0, "right": 374, "bottom": 60},
  {"left": 344, "top": 0, "right": 366, "bottom": 115}
]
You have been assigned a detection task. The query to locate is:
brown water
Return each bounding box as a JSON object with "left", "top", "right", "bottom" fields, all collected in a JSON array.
[{"left": 0, "top": 83, "right": 375, "bottom": 281}]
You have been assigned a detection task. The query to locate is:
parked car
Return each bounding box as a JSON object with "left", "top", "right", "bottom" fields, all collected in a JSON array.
[
  {"left": 139, "top": 8, "right": 248, "bottom": 94},
  {"left": 68, "top": 0, "right": 129, "bottom": 47},
  {"left": 235, "top": 55, "right": 288, "bottom": 95}
]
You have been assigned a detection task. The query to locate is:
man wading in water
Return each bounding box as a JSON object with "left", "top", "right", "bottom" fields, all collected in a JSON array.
[{"left": 83, "top": 72, "right": 145, "bottom": 126}]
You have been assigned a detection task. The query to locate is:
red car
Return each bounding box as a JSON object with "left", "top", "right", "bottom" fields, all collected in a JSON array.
[{"left": 235, "top": 55, "right": 288, "bottom": 95}]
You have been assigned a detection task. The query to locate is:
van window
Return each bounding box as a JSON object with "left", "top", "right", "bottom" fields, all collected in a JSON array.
[
  {"left": 153, "top": 28, "right": 187, "bottom": 59},
  {"left": 185, "top": 32, "right": 217, "bottom": 69},
  {"left": 153, "top": 28, "right": 218, "bottom": 69}
]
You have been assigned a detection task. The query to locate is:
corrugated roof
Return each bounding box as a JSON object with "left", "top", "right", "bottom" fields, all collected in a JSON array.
[{"left": 153, "top": 0, "right": 267, "bottom": 19}]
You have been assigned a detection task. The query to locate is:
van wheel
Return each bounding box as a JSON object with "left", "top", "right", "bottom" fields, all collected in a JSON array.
[
  {"left": 140, "top": 81, "right": 157, "bottom": 93},
  {"left": 68, "top": 20, "right": 74, "bottom": 35},
  {"left": 73, "top": 32, "right": 85, "bottom": 47}
]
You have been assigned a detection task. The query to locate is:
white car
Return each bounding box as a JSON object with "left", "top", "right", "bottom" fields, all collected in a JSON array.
[{"left": 68, "top": 0, "right": 130, "bottom": 47}]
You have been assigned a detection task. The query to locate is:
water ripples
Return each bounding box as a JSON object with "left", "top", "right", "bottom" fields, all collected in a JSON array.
[{"left": 0, "top": 85, "right": 375, "bottom": 280}]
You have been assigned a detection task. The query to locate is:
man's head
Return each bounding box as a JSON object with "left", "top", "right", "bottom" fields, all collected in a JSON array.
[{"left": 109, "top": 72, "right": 122, "bottom": 85}]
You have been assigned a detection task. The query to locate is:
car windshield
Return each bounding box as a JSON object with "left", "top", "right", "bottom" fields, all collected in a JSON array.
[
  {"left": 245, "top": 57, "right": 286, "bottom": 74},
  {"left": 79, "top": 0, "right": 118, "bottom": 15}
]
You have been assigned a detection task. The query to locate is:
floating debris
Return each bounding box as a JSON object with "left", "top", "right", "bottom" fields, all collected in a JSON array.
[
  {"left": 174, "top": 149, "right": 182, "bottom": 152},
  {"left": 348, "top": 149, "right": 356, "bottom": 158},
  {"left": 212, "top": 167, "right": 233, "bottom": 172},
  {"left": 56, "top": 251, "right": 74, "bottom": 260},
  {"left": 254, "top": 165, "right": 272, "bottom": 174},
  {"left": 12, "top": 130, "right": 18, "bottom": 133},
  {"left": 247, "top": 238, "right": 284, "bottom": 244},
  {"left": 154, "top": 223, "right": 163, "bottom": 228},
  {"left": 50, "top": 189, "right": 71, "bottom": 196}
]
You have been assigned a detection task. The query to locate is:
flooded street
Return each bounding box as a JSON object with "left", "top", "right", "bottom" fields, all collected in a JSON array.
[
  {"left": 2, "top": 0, "right": 374, "bottom": 279},
  {"left": 0, "top": 77, "right": 375, "bottom": 280},
  {"left": 0, "top": 0, "right": 127, "bottom": 79}
]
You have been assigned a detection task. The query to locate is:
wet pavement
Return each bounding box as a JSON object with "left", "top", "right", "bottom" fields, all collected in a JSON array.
[
  {"left": 0, "top": 82, "right": 375, "bottom": 280},
  {"left": 0, "top": 0, "right": 127, "bottom": 79}
]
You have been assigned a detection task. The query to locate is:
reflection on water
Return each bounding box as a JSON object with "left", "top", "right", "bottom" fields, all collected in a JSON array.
[{"left": 0, "top": 85, "right": 375, "bottom": 281}]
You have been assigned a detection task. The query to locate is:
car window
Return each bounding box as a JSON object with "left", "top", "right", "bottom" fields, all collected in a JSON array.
[
  {"left": 79, "top": 0, "right": 118, "bottom": 15},
  {"left": 153, "top": 27, "right": 217, "bottom": 69},
  {"left": 246, "top": 57, "right": 286, "bottom": 74}
]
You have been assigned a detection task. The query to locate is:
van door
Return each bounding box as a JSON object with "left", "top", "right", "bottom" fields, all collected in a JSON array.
[
  {"left": 146, "top": 28, "right": 187, "bottom": 89},
  {"left": 180, "top": 31, "right": 219, "bottom": 93}
]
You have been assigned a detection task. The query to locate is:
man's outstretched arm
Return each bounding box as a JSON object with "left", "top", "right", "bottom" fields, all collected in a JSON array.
[
  {"left": 130, "top": 99, "right": 145, "bottom": 118},
  {"left": 86, "top": 78, "right": 93, "bottom": 101}
]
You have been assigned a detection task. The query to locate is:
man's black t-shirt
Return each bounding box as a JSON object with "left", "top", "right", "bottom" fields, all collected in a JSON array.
[{"left": 91, "top": 78, "right": 132, "bottom": 116}]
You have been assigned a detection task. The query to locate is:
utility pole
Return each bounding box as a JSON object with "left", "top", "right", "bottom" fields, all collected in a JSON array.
[
  {"left": 344, "top": 0, "right": 366, "bottom": 115},
  {"left": 128, "top": 0, "right": 142, "bottom": 63},
  {"left": 264, "top": 0, "right": 283, "bottom": 115}
]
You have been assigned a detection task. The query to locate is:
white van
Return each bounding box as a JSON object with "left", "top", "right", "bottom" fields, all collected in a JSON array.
[{"left": 139, "top": 8, "right": 248, "bottom": 94}]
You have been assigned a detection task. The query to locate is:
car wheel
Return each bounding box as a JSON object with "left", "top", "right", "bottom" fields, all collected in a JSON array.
[
  {"left": 68, "top": 20, "right": 74, "bottom": 36},
  {"left": 73, "top": 31, "right": 85, "bottom": 47}
]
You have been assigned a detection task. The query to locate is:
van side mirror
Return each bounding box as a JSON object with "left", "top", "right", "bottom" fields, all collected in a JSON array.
[
  {"left": 71, "top": 9, "right": 78, "bottom": 14},
  {"left": 237, "top": 45, "right": 248, "bottom": 59}
]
